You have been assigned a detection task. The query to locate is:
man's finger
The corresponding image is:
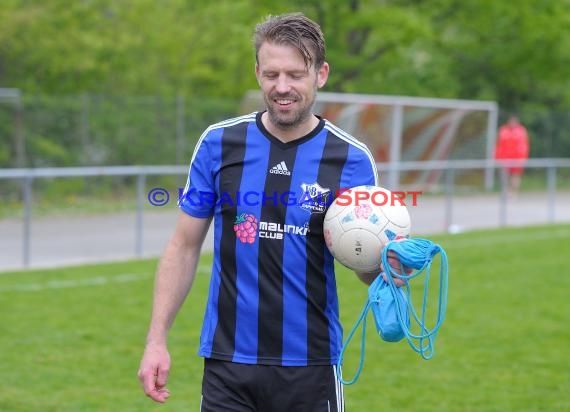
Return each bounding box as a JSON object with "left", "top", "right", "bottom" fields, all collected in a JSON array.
[
  {"left": 149, "top": 388, "right": 171, "bottom": 403},
  {"left": 140, "top": 369, "right": 170, "bottom": 403},
  {"left": 140, "top": 369, "right": 157, "bottom": 395},
  {"left": 382, "top": 272, "right": 407, "bottom": 287},
  {"left": 385, "top": 251, "right": 413, "bottom": 275},
  {"left": 156, "top": 364, "right": 170, "bottom": 388}
]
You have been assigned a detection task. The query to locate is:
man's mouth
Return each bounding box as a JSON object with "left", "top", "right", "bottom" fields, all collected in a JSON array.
[{"left": 271, "top": 94, "right": 298, "bottom": 108}]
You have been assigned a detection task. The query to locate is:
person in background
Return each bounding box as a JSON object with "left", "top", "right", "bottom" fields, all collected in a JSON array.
[{"left": 494, "top": 115, "right": 530, "bottom": 196}]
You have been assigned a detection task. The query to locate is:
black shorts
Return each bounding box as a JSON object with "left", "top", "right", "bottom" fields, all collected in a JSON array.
[{"left": 200, "top": 358, "right": 345, "bottom": 412}]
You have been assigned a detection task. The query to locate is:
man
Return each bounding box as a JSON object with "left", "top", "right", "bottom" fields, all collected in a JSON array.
[
  {"left": 494, "top": 115, "right": 530, "bottom": 196},
  {"left": 138, "top": 12, "right": 396, "bottom": 411}
]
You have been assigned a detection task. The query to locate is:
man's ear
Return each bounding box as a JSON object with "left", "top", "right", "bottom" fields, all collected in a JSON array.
[
  {"left": 317, "top": 62, "right": 330, "bottom": 88},
  {"left": 255, "top": 63, "right": 261, "bottom": 85}
]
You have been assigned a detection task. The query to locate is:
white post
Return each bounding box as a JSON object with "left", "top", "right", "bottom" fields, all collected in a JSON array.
[
  {"left": 485, "top": 104, "right": 499, "bottom": 190},
  {"left": 387, "top": 104, "right": 403, "bottom": 190}
]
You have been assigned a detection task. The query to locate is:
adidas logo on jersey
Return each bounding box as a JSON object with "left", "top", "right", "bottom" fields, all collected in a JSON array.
[{"left": 269, "top": 161, "right": 291, "bottom": 176}]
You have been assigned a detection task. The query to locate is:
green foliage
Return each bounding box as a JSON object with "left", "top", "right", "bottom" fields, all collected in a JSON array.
[
  {"left": 2, "top": 93, "right": 241, "bottom": 169},
  {"left": 0, "top": 0, "right": 260, "bottom": 98},
  {"left": 0, "top": 224, "right": 569, "bottom": 411},
  {"left": 0, "top": 107, "right": 14, "bottom": 165},
  {"left": 1, "top": 0, "right": 569, "bottom": 163},
  {"left": 422, "top": 0, "right": 570, "bottom": 107},
  {"left": 2, "top": 0, "right": 569, "bottom": 105}
]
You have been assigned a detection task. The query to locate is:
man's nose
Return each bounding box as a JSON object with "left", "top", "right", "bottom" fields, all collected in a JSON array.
[{"left": 275, "top": 74, "right": 291, "bottom": 94}]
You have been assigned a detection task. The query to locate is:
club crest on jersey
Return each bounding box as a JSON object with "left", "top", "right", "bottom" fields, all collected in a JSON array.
[{"left": 299, "top": 182, "right": 331, "bottom": 214}]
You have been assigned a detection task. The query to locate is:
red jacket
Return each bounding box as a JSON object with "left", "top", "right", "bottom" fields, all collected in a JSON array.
[{"left": 495, "top": 123, "right": 529, "bottom": 160}]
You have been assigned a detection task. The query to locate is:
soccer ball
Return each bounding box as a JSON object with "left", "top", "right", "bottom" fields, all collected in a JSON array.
[{"left": 323, "top": 185, "right": 411, "bottom": 273}]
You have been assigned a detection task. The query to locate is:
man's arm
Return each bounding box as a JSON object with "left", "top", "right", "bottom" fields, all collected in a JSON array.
[
  {"left": 137, "top": 212, "right": 211, "bottom": 403},
  {"left": 355, "top": 271, "right": 379, "bottom": 285}
]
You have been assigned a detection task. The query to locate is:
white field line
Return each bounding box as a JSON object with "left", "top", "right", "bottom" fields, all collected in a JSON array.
[
  {"left": 0, "top": 265, "right": 211, "bottom": 293},
  {"left": 441, "top": 226, "right": 570, "bottom": 249}
]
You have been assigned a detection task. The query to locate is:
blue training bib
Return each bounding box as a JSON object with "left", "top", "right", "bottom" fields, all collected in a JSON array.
[
  {"left": 369, "top": 276, "right": 410, "bottom": 342},
  {"left": 337, "top": 238, "right": 449, "bottom": 385}
]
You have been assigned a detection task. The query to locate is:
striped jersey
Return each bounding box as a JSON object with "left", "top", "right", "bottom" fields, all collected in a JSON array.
[{"left": 179, "top": 111, "right": 378, "bottom": 366}]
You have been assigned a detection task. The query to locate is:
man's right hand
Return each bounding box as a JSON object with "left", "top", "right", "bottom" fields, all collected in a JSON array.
[{"left": 137, "top": 342, "right": 172, "bottom": 403}]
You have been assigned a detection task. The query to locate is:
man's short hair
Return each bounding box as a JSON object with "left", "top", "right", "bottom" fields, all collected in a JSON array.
[{"left": 253, "top": 12, "right": 326, "bottom": 70}]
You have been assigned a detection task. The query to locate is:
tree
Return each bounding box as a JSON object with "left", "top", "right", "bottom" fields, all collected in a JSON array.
[
  {"left": 0, "top": 0, "right": 260, "bottom": 97},
  {"left": 1, "top": 0, "right": 569, "bottom": 158}
]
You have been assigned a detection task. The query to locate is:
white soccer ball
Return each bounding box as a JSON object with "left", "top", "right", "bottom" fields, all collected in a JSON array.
[{"left": 323, "top": 185, "right": 411, "bottom": 273}]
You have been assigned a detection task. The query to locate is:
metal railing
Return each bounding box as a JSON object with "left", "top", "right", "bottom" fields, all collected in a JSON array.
[
  {"left": 378, "top": 158, "right": 570, "bottom": 231},
  {"left": 1, "top": 165, "right": 187, "bottom": 267},
  {"left": 1, "top": 158, "right": 569, "bottom": 269}
]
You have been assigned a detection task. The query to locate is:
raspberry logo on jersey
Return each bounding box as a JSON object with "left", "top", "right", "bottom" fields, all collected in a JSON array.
[{"left": 233, "top": 213, "right": 258, "bottom": 244}]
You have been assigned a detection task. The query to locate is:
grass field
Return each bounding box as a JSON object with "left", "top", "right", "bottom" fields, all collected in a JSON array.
[{"left": 1, "top": 224, "right": 569, "bottom": 411}]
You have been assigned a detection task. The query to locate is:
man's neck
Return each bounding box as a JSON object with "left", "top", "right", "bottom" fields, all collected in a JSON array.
[{"left": 261, "top": 112, "right": 319, "bottom": 143}]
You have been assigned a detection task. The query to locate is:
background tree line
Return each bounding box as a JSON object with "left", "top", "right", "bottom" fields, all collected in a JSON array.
[{"left": 1, "top": 0, "right": 569, "bottom": 167}]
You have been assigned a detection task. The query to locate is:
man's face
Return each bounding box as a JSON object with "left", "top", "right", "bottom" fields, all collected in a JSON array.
[{"left": 255, "top": 42, "right": 328, "bottom": 132}]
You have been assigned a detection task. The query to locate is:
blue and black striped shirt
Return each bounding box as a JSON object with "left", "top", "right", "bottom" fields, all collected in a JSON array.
[{"left": 179, "top": 111, "right": 378, "bottom": 366}]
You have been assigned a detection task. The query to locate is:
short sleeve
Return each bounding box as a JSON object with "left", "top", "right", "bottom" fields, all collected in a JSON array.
[
  {"left": 178, "top": 134, "right": 216, "bottom": 218},
  {"left": 348, "top": 147, "right": 378, "bottom": 188}
]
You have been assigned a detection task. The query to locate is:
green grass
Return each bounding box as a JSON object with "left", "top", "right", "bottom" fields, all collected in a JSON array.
[{"left": 1, "top": 224, "right": 569, "bottom": 411}]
